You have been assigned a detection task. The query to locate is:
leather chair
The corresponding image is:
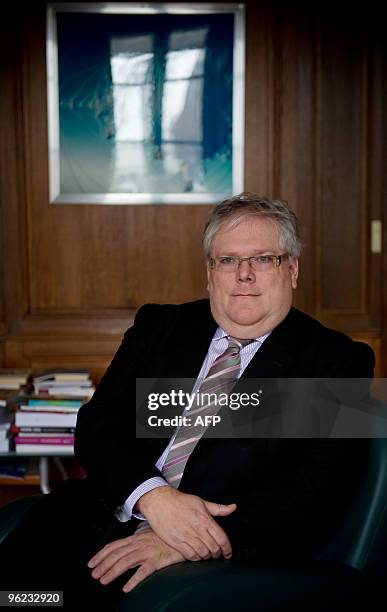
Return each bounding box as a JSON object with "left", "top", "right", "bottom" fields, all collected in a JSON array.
[{"left": 1, "top": 438, "right": 386, "bottom": 611}]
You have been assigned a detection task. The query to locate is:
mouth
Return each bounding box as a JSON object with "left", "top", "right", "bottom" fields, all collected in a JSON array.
[{"left": 232, "top": 293, "right": 260, "bottom": 297}]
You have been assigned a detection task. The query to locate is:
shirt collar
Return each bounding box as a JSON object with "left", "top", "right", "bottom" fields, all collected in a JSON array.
[{"left": 213, "top": 326, "right": 271, "bottom": 345}]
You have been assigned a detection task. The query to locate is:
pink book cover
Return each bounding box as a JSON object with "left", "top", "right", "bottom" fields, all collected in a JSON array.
[{"left": 15, "top": 435, "right": 74, "bottom": 445}]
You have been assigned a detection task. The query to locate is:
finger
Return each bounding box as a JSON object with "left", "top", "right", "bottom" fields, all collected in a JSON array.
[
  {"left": 87, "top": 536, "right": 132, "bottom": 568},
  {"left": 174, "top": 539, "right": 203, "bottom": 562},
  {"left": 99, "top": 552, "right": 145, "bottom": 586},
  {"left": 204, "top": 501, "right": 237, "bottom": 517},
  {"left": 91, "top": 542, "right": 139, "bottom": 580},
  {"left": 206, "top": 530, "right": 222, "bottom": 559},
  {"left": 166, "top": 520, "right": 226, "bottom": 560},
  {"left": 207, "top": 523, "right": 233, "bottom": 559},
  {"left": 189, "top": 529, "right": 223, "bottom": 559},
  {"left": 187, "top": 537, "right": 214, "bottom": 560},
  {"left": 122, "top": 563, "right": 155, "bottom": 593}
]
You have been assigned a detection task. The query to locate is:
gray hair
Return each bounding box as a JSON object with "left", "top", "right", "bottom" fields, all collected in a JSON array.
[{"left": 202, "top": 193, "right": 302, "bottom": 259}]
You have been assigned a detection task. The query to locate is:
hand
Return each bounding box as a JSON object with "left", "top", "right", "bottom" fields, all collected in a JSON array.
[
  {"left": 135, "top": 486, "right": 237, "bottom": 561},
  {"left": 87, "top": 528, "right": 184, "bottom": 593}
]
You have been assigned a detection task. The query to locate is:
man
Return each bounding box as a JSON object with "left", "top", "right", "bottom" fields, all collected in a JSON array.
[{"left": 0, "top": 194, "right": 374, "bottom": 607}]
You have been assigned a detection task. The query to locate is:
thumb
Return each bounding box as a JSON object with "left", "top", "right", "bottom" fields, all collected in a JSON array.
[{"left": 204, "top": 501, "right": 237, "bottom": 516}]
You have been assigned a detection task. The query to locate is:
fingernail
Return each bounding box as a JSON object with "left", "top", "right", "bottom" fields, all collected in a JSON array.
[{"left": 87, "top": 560, "right": 95, "bottom": 568}]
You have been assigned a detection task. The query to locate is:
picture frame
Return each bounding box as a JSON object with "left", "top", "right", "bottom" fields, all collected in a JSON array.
[{"left": 46, "top": 2, "right": 245, "bottom": 205}]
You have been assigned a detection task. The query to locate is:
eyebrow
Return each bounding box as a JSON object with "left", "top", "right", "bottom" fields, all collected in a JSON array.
[{"left": 215, "top": 250, "right": 278, "bottom": 256}]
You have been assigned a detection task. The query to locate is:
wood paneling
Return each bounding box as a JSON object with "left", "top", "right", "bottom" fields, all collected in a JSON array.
[
  {"left": 0, "top": 0, "right": 385, "bottom": 377},
  {"left": 244, "top": 0, "right": 274, "bottom": 195},
  {"left": 5, "top": 338, "right": 121, "bottom": 384},
  {"left": 271, "top": 3, "right": 317, "bottom": 315},
  {"left": 318, "top": 22, "right": 368, "bottom": 313}
]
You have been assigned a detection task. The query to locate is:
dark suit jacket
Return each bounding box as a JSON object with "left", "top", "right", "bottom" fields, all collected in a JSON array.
[{"left": 75, "top": 300, "right": 375, "bottom": 561}]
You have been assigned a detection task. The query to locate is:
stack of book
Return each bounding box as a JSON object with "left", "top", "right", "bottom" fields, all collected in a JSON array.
[
  {"left": 0, "top": 369, "right": 31, "bottom": 452},
  {"left": 11, "top": 368, "right": 95, "bottom": 454},
  {"left": 0, "top": 405, "right": 13, "bottom": 453},
  {"left": 32, "top": 368, "right": 95, "bottom": 398},
  {"left": 0, "top": 369, "right": 31, "bottom": 391},
  {"left": 13, "top": 395, "right": 85, "bottom": 454}
]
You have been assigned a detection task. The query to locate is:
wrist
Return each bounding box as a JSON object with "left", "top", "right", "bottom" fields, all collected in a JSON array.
[{"left": 136, "top": 485, "right": 173, "bottom": 515}]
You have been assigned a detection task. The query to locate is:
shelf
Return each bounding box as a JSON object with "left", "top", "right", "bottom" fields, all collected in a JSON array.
[{"left": 0, "top": 474, "right": 40, "bottom": 486}]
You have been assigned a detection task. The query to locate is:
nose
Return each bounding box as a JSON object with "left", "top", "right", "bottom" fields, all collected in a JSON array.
[{"left": 237, "top": 259, "right": 255, "bottom": 282}]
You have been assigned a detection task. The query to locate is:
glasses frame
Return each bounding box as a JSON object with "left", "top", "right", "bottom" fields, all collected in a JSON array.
[{"left": 208, "top": 253, "right": 290, "bottom": 271}]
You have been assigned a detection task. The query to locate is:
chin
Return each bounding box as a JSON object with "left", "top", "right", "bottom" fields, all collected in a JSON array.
[{"left": 231, "top": 310, "right": 264, "bottom": 327}]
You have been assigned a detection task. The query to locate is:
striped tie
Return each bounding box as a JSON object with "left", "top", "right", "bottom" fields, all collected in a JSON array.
[{"left": 135, "top": 336, "right": 251, "bottom": 532}]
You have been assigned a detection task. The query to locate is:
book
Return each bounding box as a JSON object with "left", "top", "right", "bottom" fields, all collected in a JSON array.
[
  {"left": 0, "top": 405, "right": 12, "bottom": 439},
  {"left": 33, "top": 368, "right": 90, "bottom": 383},
  {"left": 0, "top": 422, "right": 11, "bottom": 440},
  {"left": 16, "top": 426, "right": 75, "bottom": 434},
  {"left": 0, "top": 457, "right": 39, "bottom": 480},
  {"left": 0, "top": 461, "right": 27, "bottom": 478},
  {"left": 51, "top": 373, "right": 90, "bottom": 382},
  {"left": 10, "top": 394, "right": 88, "bottom": 404},
  {"left": 33, "top": 380, "right": 93, "bottom": 389},
  {"left": 26, "top": 399, "right": 83, "bottom": 407},
  {"left": 15, "top": 411, "right": 77, "bottom": 428},
  {"left": 34, "top": 386, "right": 94, "bottom": 398},
  {"left": 19, "top": 407, "right": 79, "bottom": 414},
  {"left": 0, "top": 438, "right": 11, "bottom": 452},
  {"left": 32, "top": 368, "right": 94, "bottom": 398},
  {"left": 15, "top": 435, "right": 74, "bottom": 445},
  {"left": 15, "top": 444, "right": 74, "bottom": 454},
  {"left": 19, "top": 399, "right": 81, "bottom": 413},
  {"left": 0, "top": 369, "right": 31, "bottom": 388}
]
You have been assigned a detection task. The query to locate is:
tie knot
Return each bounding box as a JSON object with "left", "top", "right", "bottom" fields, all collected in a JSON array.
[{"left": 228, "top": 336, "right": 253, "bottom": 355}]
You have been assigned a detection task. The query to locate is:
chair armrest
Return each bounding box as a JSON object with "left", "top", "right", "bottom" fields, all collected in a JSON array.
[
  {"left": 115, "top": 559, "right": 368, "bottom": 612},
  {"left": 0, "top": 495, "right": 43, "bottom": 545}
]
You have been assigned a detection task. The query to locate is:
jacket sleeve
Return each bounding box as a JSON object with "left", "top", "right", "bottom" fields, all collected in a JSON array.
[{"left": 74, "top": 305, "right": 167, "bottom": 509}]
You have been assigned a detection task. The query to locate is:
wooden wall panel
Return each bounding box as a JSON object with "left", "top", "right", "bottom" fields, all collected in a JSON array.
[
  {"left": 244, "top": 0, "right": 274, "bottom": 195},
  {"left": 318, "top": 26, "right": 368, "bottom": 313},
  {"left": 315, "top": 10, "right": 384, "bottom": 335},
  {"left": 0, "top": 7, "right": 30, "bottom": 340},
  {"left": 271, "top": 4, "right": 317, "bottom": 315},
  {"left": 4, "top": 338, "right": 120, "bottom": 384}
]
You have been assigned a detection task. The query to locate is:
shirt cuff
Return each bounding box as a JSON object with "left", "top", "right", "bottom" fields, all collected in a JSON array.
[{"left": 114, "top": 477, "right": 169, "bottom": 523}]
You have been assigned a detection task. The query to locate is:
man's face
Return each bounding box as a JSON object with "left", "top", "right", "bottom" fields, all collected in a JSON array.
[{"left": 207, "top": 217, "right": 299, "bottom": 338}]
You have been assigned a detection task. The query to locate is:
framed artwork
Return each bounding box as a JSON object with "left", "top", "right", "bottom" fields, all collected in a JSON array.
[{"left": 46, "top": 2, "right": 245, "bottom": 204}]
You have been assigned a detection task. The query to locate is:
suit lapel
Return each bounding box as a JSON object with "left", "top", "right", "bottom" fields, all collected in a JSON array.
[
  {"left": 227, "top": 308, "right": 304, "bottom": 433},
  {"left": 162, "top": 300, "right": 217, "bottom": 379},
  {"left": 239, "top": 307, "right": 301, "bottom": 380}
]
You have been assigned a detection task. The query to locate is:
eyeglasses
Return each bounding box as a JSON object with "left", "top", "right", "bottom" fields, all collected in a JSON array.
[{"left": 209, "top": 253, "right": 290, "bottom": 272}]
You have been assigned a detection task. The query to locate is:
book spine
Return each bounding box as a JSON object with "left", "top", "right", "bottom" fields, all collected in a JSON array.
[
  {"left": 15, "top": 444, "right": 74, "bottom": 453},
  {"left": 15, "top": 435, "right": 74, "bottom": 445},
  {"left": 19, "top": 405, "right": 79, "bottom": 413},
  {"left": 17, "top": 426, "right": 75, "bottom": 433},
  {"left": 27, "top": 399, "right": 82, "bottom": 407},
  {"left": 15, "top": 413, "right": 77, "bottom": 427}
]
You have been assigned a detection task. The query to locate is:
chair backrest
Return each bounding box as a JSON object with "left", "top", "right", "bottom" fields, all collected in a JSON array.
[{"left": 316, "top": 437, "right": 387, "bottom": 577}]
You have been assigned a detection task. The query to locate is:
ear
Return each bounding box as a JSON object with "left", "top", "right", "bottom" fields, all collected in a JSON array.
[
  {"left": 206, "top": 263, "right": 211, "bottom": 291},
  {"left": 289, "top": 257, "right": 299, "bottom": 289}
]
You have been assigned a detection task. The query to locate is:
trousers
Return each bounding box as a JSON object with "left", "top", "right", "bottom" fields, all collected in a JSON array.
[{"left": 0, "top": 479, "right": 136, "bottom": 610}]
